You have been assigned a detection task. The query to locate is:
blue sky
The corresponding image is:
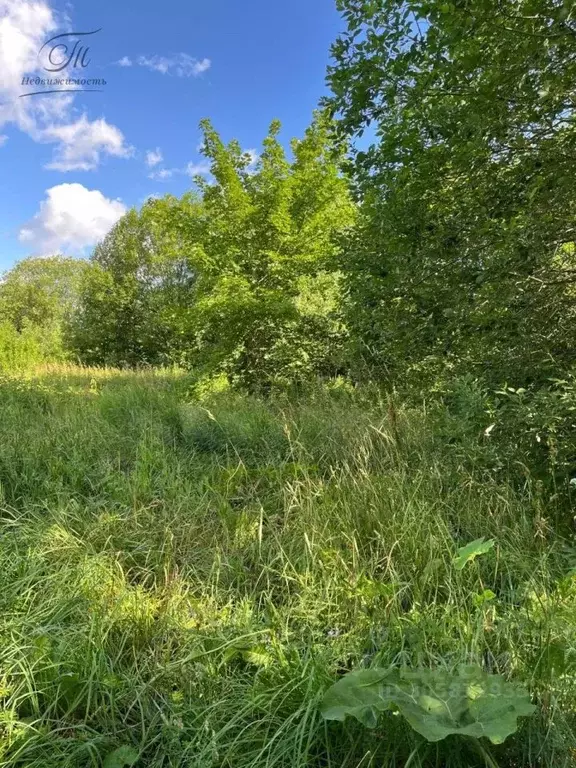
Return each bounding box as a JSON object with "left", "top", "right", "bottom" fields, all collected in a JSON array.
[{"left": 0, "top": 0, "right": 343, "bottom": 270}]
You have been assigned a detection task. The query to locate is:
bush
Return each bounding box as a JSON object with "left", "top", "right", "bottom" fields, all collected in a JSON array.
[{"left": 0, "top": 321, "right": 67, "bottom": 372}]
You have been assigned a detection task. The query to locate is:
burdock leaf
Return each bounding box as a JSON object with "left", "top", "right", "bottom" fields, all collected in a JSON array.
[
  {"left": 321, "top": 665, "right": 536, "bottom": 744},
  {"left": 320, "top": 667, "right": 399, "bottom": 728},
  {"left": 392, "top": 666, "right": 535, "bottom": 744},
  {"left": 454, "top": 538, "right": 495, "bottom": 570},
  {"left": 103, "top": 746, "right": 139, "bottom": 768}
]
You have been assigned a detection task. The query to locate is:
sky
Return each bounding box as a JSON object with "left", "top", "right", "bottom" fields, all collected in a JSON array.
[{"left": 0, "top": 0, "right": 344, "bottom": 270}]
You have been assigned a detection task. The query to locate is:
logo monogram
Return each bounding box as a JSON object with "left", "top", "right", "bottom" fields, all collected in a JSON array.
[{"left": 39, "top": 29, "right": 102, "bottom": 73}]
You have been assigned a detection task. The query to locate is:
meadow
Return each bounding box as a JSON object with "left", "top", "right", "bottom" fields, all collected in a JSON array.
[
  {"left": 2, "top": 0, "right": 576, "bottom": 765},
  {"left": 0, "top": 366, "right": 574, "bottom": 767}
]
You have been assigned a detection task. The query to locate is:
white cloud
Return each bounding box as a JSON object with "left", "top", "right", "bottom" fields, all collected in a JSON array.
[
  {"left": 19, "top": 183, "right": 127, "bottom": 254},
  {"left": 186, "top": 160, "right": 211, "bottom": 177},
  {"left": 43, "top": 114, "right": 132, "bottom": 171},
  {"left": 147, "top": 160, "right": 211, "bottom": 182},
  {"left": 137, "top": 53, "right": 211, "bottom": 78},
  {"left": 0, "top": 0, "right": 131, "bottom": 171},
  {"left": 117, "top": 55, "right": 132, "bottom": 67},
  {"left": 0, "top": 134, "right": 7, "bottom": 146},
  {"left": 148, "top": 167, "right": 174, "bottom": 180},
  {"left": 0, "top": 0, "right": 59, "bottom": 128},
  {"left": 145, "top": 147, "right": 163, "bottom": 167}
]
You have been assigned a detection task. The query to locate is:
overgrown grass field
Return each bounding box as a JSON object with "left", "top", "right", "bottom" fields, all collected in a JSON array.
[{"left": 0, "top": 367, "right": 575, "bottom": 767}]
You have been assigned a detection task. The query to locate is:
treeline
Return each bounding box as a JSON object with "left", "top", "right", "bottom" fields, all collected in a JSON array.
[
  {"left": 2, "top": 0, "right": 576, "bottom": 399},
  {"left": 0, "top": 114, "right": 355, "bottom": 389},
  {"left": 69, "top": 115, "right": 355, "bottom": 389}
]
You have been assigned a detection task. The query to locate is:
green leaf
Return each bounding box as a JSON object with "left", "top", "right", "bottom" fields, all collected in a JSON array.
[
  {"left": 320, "top": 667, "right": 398, "bottom": 728},
  {"left": 473, "top": 589, "right": 497, "bottom": 608},
  {"left": 454, "top": 538, "right": 495, "bottom": 570},
  {"left": 241, "top": 645, "right": 274, "bottom": 668},
  {"left": 103, "top": 746, "right": 139, "bottom": 768},
  {"left": 321, "top": 665, "right": 536, "bottom": 744}
]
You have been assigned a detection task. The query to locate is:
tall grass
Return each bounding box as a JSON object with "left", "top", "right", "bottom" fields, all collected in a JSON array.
[{"left": 0, "top": 367, "right": 574, "bottom": 767}]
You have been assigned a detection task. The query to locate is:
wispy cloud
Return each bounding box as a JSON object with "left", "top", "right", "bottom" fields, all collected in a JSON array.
[
  {"left": 43, "top": 115, "right": 133, "bottom": 171},
  {"left": 136, "top": 54, "right": 211, "bottom": 78},
  {"left": 145, "top": 147, "right": 163, "bottom": 168},
  {"left": 117, "top": 56, "right": 132, "bottom": 67},
  {"left": 148, "top": 167, "right": 175, "bottom": 181},
  {"left": 0, "top": 134, "right": 7, "bottom": 147},
  {"left": 148, "top": 159, "right": 211, "bottom": 182},
  {"left": 186, "top": 160, "right": 211, "bottom": 177},
  {"left": 147, "top": 149, "right": 257, "bottom": 183}
]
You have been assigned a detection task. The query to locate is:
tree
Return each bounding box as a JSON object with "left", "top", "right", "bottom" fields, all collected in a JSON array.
[
  {"left": 0, "top": 255, "right": 88, "bottom": 332},
  {"left": 72, "top": 114, "right": 354, "bottom": 383},
  {"left": 148, "top": 112, "right": 356, "bottom": 389},
  {"left": 0, "top": 255, "right": 89, "bottom": 370},
  {"left": 69, "top": 202, "right": 201, "bottom": 367},
  {"left": 328, "top": 0, "right": 576, "bottom": 387}
]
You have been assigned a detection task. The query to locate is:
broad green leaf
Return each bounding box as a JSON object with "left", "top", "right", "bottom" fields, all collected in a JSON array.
[
  {"left": 320, "top": 667, "right": 399, "bottom": 728},
  {"left": 103, "top": 745, "right": 139, "bottom": 768},
  {"left": 392, "top": 667, "right": 535, "bottom": 744},
  {"left": 321, "top": 665, "right": 536, "bottom": 744},
  {"left": 454, "top": 538, "right": 495, "bottom": 570},
  {"left": 466, "top": 679, "right": 537, "bottom": 744}
]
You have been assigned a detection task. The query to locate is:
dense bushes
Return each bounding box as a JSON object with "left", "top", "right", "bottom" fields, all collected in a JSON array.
[
  {"left": 0, "top": 320, "right": 66, "bottom": 371},
  {"left": 0, "top": 256, "right": 87, "bottom": 370},
  {"left": 429, "top": 375, "right": 576, "bottom": 514},
  {"left": 328, "top": 0, "right": 576, "bottom": 389}
]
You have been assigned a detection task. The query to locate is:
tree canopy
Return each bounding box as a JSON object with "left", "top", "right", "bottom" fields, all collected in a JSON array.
[
  {"left": 71, "top": 113, "right": 355, "bottom": 387},
  {"left": 0, "top": 255, "right": 88, "bottom": 332},
  {"left": 328, "top": 0, "right": 576, "bottom": 386}
]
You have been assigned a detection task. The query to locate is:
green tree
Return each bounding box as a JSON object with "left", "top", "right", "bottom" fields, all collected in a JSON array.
[
  {"left": 0, "top": 256, "right": 88, "bottom": 369},
  {"left": 72, "top": 114, "right": 354, "bottom": 383},
  {"left": 328, "top": 0, "right": 576, "bottom": 387},
  {"left": 70, "top": 202, "right": 201, "bottom": 367},
  {"left": 148, "top": 113, "right": 356, "bottom": 389},
  {"left": 0, "top": 255, "right": 87, "bottom": 332}
]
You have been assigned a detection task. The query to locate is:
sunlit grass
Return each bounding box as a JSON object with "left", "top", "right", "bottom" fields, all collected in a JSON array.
[{"left": 0, "top": 367, "right": 574, "bottom": 766}]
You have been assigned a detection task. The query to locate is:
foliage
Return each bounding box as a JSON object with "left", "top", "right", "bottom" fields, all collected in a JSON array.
[
  {"left": 68, "top": 205, "right": 200, "bottom": 367},
  {"left": 321, "top": 664, "right": 536, "bottom": 744},
  {"left": 0, "top": 255, "right": 87, "bottom": 332},
  {"left": 0, "top": 320, "right": 66, "bottom": 371},
  {"left": 328, "top": 0, "right": 576, "bottom": 387},
  {"left": 0, "top": 256, "right": 87, "bottom": 369},
  {"left": 71, "top": 114, "right": 355, "bottom": 387},
  {"left": 429, "top": 374, "right": 576, "bottom": 515},
  {"left": 153, "top": 113, "right": 355, "bottom": 389},
  {"left": 454, "top": 538, "right": 495, "bottom": 571},
  {"left": 102, "top": 746, "right": 139, "bottom": 768}
]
